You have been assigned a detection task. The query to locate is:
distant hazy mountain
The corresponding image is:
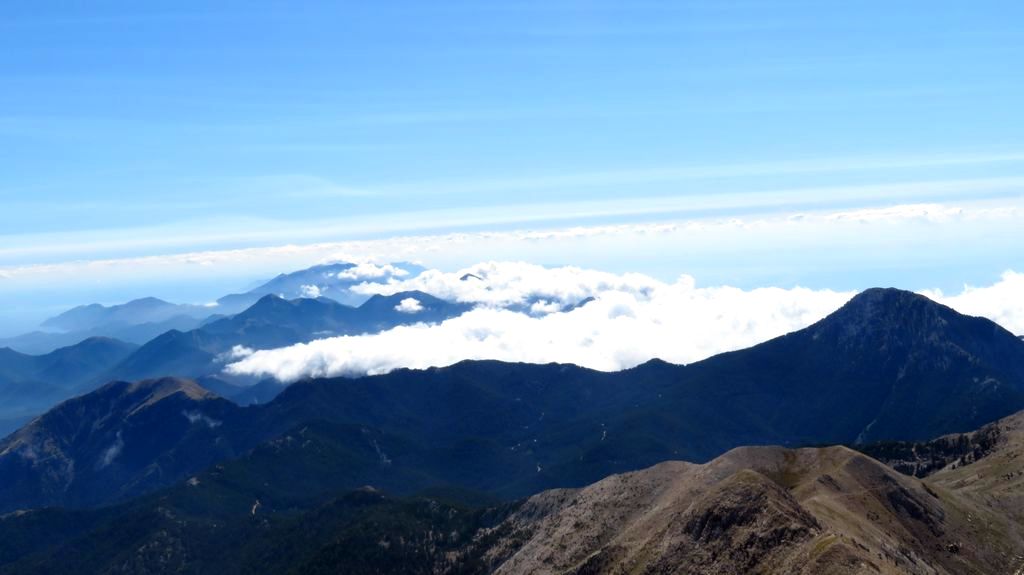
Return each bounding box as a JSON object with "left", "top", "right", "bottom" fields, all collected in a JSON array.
[
  {"left": 0, "top": 337, "right": 138, "bottom": 436},
  {"left": 3, "top": 287, "right": 1023, "bottom": 516},
  {"left": 0, "top": 289, "right": 470, "bottom": 437},
  {"left": 206, "top": 289, "right": 462, "bottom": 343},
  {"left": 41, "top": 297, "right": 213, "bottom": 333},
  {"left": 0, "top": 315, "right": 206, "bottom": 355},
  {"left": 105, "top": 290, "right": 471, "bottom": 383},
  {"left": 2, "top": 261, "right": 424, "bottom": 355},
  {"left": 215, "top": 261, "right": 423, "bottom": 310}
]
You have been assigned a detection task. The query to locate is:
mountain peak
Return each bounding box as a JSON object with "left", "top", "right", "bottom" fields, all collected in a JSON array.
[
  {"left": 843, "top": 284, "right": 933, "bottom": 306},
  {"left": 123, "top": 377, "right": 214, "bottom": 405},
  {"left": 363, "top": 290, "right": 435, "bottom": 303},
  {"left": 809, "top": 287, "right": 970, "bottom": 345},
  {"left": 842, "top": 286, "right": 933, "bottom": 311},
  {"left": 489, "top": 439, "right": 988, "bottom": 575},
  {"left": 0, "top": 376, "right": 236, "bottom": 511},
  {"left": 124, "top": 296, "right": 172, "bottom": 306},
  {"left": 50, "top": 335, "right": 135, "bottom": 353},
  {"left": 255, "top": 293, "right": 287, "bottom": 305},
  {"left": 804, "top": 285, "right": 1024, "bottom": 371},
  {"left": 54, "top": 376, "right": 218, "bottom": 418}
]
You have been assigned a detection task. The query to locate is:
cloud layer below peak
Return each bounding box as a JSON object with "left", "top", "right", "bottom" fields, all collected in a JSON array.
[
  {"left": 226, "top": 262, "right": 857, "bottom": 381},
  {"left": 226, "top": 263, "right": 1024, "bottom": 382}
]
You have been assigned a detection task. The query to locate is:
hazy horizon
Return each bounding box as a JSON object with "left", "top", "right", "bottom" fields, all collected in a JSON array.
[{"left": 3, "top": 1, "right": 1022, "bottom": 335}]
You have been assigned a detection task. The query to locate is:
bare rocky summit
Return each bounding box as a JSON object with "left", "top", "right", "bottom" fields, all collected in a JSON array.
[{"left": 473, "top": 425, "right": 1024, "bottom": 574}]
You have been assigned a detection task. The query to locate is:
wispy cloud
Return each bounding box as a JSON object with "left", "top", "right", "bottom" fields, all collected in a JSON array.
[
  {"left": 2, "top": 176, "right": 1022, "bottom": 266},
  {"left": 1, "top": 197, "right": 1020, "bottom": 338},
  {"left": 370, "top": 152, "right": 1024, "bottom": 196},
  {"left": 0, "top": 199, "right": 1019, "bottom": 285},
  {"left": 230, "top": 174, "right": 377, "bottom": 199}
]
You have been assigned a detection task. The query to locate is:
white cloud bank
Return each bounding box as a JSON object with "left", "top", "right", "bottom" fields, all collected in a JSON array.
[
  {"left": 924, "top": 270, "right": 1024, "bottom": 335},
  {"left": 353, "top": 261, "right": 663, "bottom": 311},
  {"left": 226, "top": 263, "right": 1024, "bottom": 382},
  {"left": 226, "top": 262, "right": 857, "bottom": 381}
]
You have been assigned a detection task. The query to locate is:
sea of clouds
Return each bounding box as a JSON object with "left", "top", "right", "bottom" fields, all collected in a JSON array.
[
  {"left": 225, "top": 262, "right": 856, "bottom": 380},
  {"left": 226, "top": 262, "right": 1024, "bottom": 382}
]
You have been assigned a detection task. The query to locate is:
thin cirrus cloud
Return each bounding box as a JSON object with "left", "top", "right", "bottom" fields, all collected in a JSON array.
[
  {"left": 4, "top": 144, "right": 1024, "bottom": 264},
  {"left": 1, "top": 175, "right": 1022, "bottom": 268},
  {"left": 0, "top": 198, "right": 1019, "bottom": 290},
  {"left": 2, "top": 198, "right": 1015, "bottom": 282},
  {"left": 0, "top": 198, "right": 1020, "bottom": 339},
  {"left": 367, "top": 151, "right": 1024, "bottom": 196},
  {"left": 225, "top": 263, "right": 1024, "bottom": 383}
]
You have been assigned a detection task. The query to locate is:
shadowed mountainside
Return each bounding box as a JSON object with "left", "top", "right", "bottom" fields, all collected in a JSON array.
[
  {"left": 0, "top": 378, "right": 245, "bottom": 510},
  {"left": 2, "top": 288, "right": 1024, "bottom": 517},
  {"left": 3, "top": 412, "right": 1023, "bottom": 574},
  {"left": 0, "top": 338, "right": 138, "bottom": 436}
]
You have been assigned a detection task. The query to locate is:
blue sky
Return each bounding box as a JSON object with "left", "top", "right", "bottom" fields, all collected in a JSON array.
[{"left": 2, "top": 1, "right": 1024, "bottom": 333}]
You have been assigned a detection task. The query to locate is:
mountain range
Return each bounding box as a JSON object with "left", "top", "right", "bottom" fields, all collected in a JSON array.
[
  {"left": 2, "top": 305, "right": 208, "bottom": 356},
  {"left": 41, "top": 297, "right": 213, "bottom": 334},
  {"left": 103, "top": 290, "right": 470, "bottom": 384},
  {"left": 213, "top": 261, "right": 423, "bottom": 310},
  {"left": 3, "top": 287, "right": 1023, "bottom": 516},
  {"left": 0, "top": 261, "right": 424, "bottom": 355},
  {"left": 3, "top": 286, "right": 1024, "bottom": 573},
  {"left": 0, "top": 337, "right": 138, "bottom": 436},
  {"left": 0, "top": 289, "right": 470, "bottom": 437}
]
